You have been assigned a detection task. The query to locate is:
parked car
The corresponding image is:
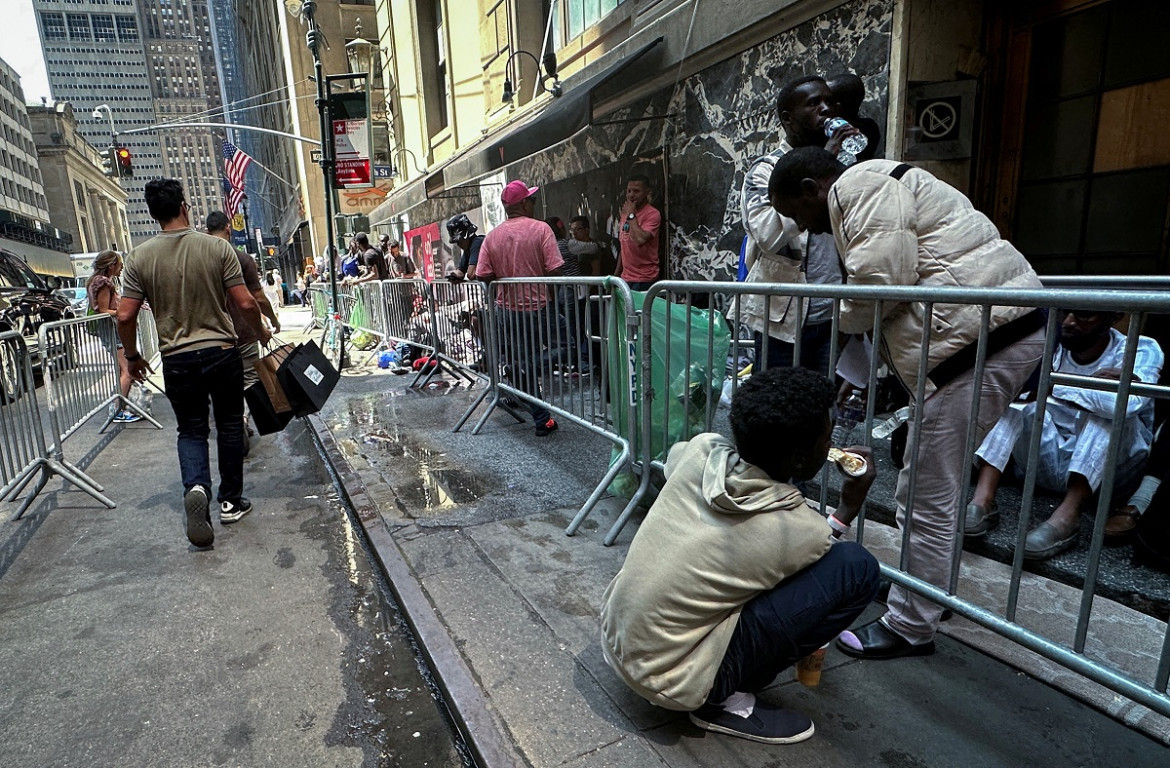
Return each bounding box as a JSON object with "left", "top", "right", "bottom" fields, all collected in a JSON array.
[
  {"left": 54, "top": 286, "right": 90, "bottom": 316},
  {"left": 0, "top": 248, "right": 75, "bottom": 400}
]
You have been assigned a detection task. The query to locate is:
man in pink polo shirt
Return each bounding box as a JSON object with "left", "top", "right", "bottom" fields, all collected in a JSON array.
[
  {"left": 615, "top": 174, "right": 662, "bottom": 290},
  {"left": 476, "top": 180, "right": 565, "bottom": 436}
]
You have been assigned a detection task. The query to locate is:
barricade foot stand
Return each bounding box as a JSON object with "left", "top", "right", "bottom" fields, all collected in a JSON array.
[
  {"left": 453, "top": 384, "right": 493, "bottom": 432},
  {"left": 7, "top": 457, "right": 115, "bottom": 521},
  {"left": 96, "top": 395, "right": 121, "bottom": 434},
  {"left": 565, "top": 443, "right": 632, "bottom": 537},
  {"left": 56, "top": 455, "right": 104, "bottom": 492},
  {"left": 602, "top": 462, "right": 655, "bottom": 546},
  {"left": 113, "top": 394, "right": 164, "bottom": 429},
  {"left": 470, "top": 389, "right": 527, "bottom": 435}
]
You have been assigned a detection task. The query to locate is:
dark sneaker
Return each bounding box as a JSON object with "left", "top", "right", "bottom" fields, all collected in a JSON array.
[
  {"left": 535, "top": 417, "right": 558, "bottom": 437},
  {"left": 184, "top": 486, "right": 214, "bottom": 548},
  {"left": 220, "top": 498, "right": 253, "bottom": 524},
  {"left": 113, "top": 410, "right": 142, "bottom": 423},
  {"left": 689, "top": 701, "right": 815, "bottom": 745}
]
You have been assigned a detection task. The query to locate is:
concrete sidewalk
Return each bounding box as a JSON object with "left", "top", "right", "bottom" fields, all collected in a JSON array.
[
  {"left": 314, "top": 351, "right": 1170, "bottom": 768},
  {"left": 0, "top": 312, "right": 464, "bottom": 767}
]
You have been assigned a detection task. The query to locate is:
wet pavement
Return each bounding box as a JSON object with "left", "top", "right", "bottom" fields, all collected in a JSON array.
[
  {"left": 0, "top": 310, "right": 468, "bottom": 767},
  {"left": 314, "top": 334, "right": 1170, "bottom": 766}
]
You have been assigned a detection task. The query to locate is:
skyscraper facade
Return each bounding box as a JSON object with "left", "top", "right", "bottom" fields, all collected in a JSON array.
[
  {"left": 215, "top": 0, "right": 301, "bottom": 270},
  {"left": 140, "top": 0, "right": 223, "bottom": 229},
  {"left": 33, "top": 0, "right": 162, "bottom": 245},
  {"left": 33, "top": 0, "right": 224, "bottom": 245}
]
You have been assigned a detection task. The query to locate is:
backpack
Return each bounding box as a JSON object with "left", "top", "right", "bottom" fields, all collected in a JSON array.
[{"left": 341, "top": 254, "right": 361, "bottom": 277}]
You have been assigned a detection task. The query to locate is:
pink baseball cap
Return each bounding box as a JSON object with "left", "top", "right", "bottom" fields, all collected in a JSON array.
[{"left": 501, "top": 180, "right": 539, "bottom": 206}]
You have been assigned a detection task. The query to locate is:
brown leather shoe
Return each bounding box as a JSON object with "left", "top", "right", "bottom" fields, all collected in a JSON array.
[{"left": 1104, "top": 505, "right": 1141, "bottom": 539}]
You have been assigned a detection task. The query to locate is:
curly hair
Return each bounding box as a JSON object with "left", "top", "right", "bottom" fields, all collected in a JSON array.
[
  {"left": 768, "top": 146, "right": 845, "bottom": 201},
  {"left": 730, "top": 366, "right": 835, "bottom": 479},
  {"left": 776, "top": 75, "right": 827, "bottom": 120}
]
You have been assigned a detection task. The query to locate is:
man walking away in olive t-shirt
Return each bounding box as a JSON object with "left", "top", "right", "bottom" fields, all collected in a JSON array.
[{"left": 117, "top": 179, "right": 270, "bottom": 549}]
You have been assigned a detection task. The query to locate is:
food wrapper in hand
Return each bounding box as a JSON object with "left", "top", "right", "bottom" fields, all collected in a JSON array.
[{"left": 827, "top": 447, "right": 867, "bottom": 477}]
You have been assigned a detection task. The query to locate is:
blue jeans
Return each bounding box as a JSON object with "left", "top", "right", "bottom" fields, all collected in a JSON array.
[
  {"left": 753, "top": 321, "right": 834, "bottom": 376},
  {"left": 161, "top": 346, "right": 245, "bottom": 504},
  {"left": 496, "top": 305, "right": 551, "bottom": 425},
  {"left": 705, "top": 541, "right": 880, "bottom": 703},
  {"left": 556, "top": 286, "right": 590, "bottom": 369}
]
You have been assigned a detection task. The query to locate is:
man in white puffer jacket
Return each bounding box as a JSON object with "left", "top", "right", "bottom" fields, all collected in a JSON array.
[{"left": 769, "top": 147, "right": 1046, "bottom": 662}]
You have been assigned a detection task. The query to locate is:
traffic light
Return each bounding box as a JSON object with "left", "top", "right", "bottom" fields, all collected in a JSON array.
[
  {"left": 115, "top": 146, "right": 133, "bottom": 177},
  {"left": 103, "top": 147, "right": 117, "bottom": 177}
]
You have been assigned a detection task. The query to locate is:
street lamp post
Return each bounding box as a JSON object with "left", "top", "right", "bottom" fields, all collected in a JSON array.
[
  {"left": 285, "top": 0, "right": 343, "bottom": 369},
  {"left": 92, "top": 104, "right": 116, "bottom": 145}
]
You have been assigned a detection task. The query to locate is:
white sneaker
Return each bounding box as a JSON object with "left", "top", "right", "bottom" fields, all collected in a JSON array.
[{"left": 220, "top": 498, "right": 253, "bottom": 524}]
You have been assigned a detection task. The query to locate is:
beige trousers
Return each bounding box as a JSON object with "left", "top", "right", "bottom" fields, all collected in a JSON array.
[{"left": 883, "top": 329, "right": 1046, "bottom": 644}]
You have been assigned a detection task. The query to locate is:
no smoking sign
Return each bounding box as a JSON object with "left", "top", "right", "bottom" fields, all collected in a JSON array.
[{"left": 915, "top": 96, "right": 962, "bottom": 142}]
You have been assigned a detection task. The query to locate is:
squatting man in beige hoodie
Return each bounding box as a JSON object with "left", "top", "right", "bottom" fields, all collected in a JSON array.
[{"left": 600, "top": 367, "right": 881, "bottom": 744}]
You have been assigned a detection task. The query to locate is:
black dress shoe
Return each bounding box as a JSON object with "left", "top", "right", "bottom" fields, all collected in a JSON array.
[{"left": 836, "top": 620, "right": 936, "bottom": 660}]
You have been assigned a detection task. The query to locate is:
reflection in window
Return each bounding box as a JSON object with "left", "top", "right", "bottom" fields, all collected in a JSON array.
[{"left": 563, "top": 0, "right": 624, "bottom": 42}]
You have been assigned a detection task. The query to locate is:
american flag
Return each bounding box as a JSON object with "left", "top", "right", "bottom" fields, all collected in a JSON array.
[
  {"left": 222, "top": 177, "right": 244, "bottom": 216},
  {"left": 222, "top": 140, "right": 252, "bottom": 190}
]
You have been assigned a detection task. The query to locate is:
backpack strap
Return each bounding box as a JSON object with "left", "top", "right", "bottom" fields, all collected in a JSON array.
[{"left": 889, "top": 163, "right": 914, "bottom": 181}]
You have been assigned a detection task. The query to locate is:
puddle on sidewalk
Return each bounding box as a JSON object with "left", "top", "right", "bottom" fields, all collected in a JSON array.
[
  {"left": 329, "top": 392, "right": 495, "bottom": 517},
  {"left": 360, "top": 428, "right": 490, "bottom": 513}
]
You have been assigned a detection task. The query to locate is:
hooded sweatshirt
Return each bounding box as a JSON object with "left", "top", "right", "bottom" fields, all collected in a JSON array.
[{"left": 600, "top": 433, "right": 831, "bottom": 711}]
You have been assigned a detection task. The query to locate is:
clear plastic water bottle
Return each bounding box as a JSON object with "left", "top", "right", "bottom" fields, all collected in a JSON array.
[
  {"left": 130, "top": 381, "right": 152, "bottom": 415},
  {"left": 832, "top": 390, "right": 866, "bottom": 446},
  {"left": 824, "top": 117, "right": 868, "bottom": 166}
]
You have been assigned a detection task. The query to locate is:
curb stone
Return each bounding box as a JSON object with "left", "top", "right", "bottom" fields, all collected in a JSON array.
[{"left": 308, "top": 412, "right": 528, "bottom": 768}]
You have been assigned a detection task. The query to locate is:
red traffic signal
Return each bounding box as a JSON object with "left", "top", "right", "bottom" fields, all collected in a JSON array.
[{"left": 115, "top": 147, "right": 133, "bottom": 177}]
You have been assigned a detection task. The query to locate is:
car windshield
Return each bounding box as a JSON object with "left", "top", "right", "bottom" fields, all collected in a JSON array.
[
  {"left": 0, "top": 253, "right": 46, "bottom": 291},
  {"left": 57, "top": 287, "right": 88, "bottom": 300}
]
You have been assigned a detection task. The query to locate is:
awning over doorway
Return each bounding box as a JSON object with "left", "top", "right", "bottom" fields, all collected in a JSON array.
[
  {"left": 441, "top": 36, "right": 665, "bottom": 188},
  {"left": 370, "top": 35, "right": 664, "bottom": 223}
]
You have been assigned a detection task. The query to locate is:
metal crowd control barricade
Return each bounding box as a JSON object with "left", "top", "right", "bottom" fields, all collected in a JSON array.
[
  {"left": 303, "top": 286, "right": 329, "bottom": 334},
  {"left": 39, "top": 312, "right": 162, "bottom": 458},
  {"left": 416, "top": 279, "right": 490, "bottom": 388},
  {"left": 377, "top": 278, "right": 439, "bottom": 385},
  {"left": 454, "top": 277, "right": 639, "bottom": 534},
  {"left": 617, "top": 278, "right": 1170, "bottom": 721},
  {"left": 0, "top": 330, "right": 113, "bottom": 519}
]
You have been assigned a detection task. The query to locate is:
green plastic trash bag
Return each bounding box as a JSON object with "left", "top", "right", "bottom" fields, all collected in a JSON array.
[{"left": 607, "top": 291, "right": 730, "bottom": 498}]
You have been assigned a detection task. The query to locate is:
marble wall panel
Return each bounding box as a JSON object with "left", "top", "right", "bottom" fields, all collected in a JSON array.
[{"left": 397, "top": 0, "right": 893, "bottom": 295}]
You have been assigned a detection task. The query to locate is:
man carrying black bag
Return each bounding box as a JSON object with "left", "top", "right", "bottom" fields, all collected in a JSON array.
[{"left": 117, "top": 179, "right": 270, "bottom": 549}]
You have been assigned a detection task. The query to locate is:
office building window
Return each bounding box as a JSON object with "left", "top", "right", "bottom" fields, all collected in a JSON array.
[
  {"left": 92, "top": 14, "right": 116, "bottom": 43},
  {"left": 116, "top": 15, "right": 138, "bottom": 43},
  {"left": 563, "top": 0, "right": 625, "bottom": 43},
  {"left": 41, "top": 12, "right": 67, "bottom": 41},
  {"left": 67, "top": 13, "right": 91, "bottom": 42}
]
